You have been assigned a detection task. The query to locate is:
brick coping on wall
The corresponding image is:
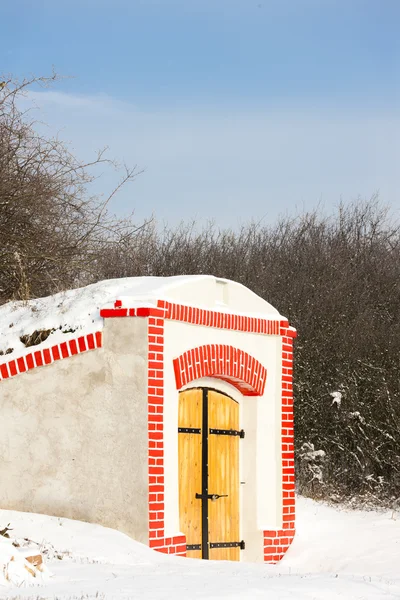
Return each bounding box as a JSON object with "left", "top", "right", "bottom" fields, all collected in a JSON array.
[
  {"left": 0, "top": 297, "right": 296, "bottom": 565},
  {"left": 101, "top": 299, "right": 294, "bottom": 336},
  {"left": 0, "top": 331, "right": 103, "bottom": 382}
]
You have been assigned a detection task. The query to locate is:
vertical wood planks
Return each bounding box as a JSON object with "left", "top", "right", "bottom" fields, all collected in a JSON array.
[
  {"left": 178, "top": 388, "right": 202, "bottom": 559},
  {"left": 208, "top": 390, "right": 240, "bottom": 561}
]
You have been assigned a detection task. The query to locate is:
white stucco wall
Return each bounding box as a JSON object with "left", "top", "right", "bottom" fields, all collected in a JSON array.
[
  {"left": 159, "top": 278, "right": 281, "bottom": 318},
  {"left": 162, "top": 319, "right": 283, "bottom": 561},
  {"left": 0, "top": 318, "right": 149, "bottom": 543}
]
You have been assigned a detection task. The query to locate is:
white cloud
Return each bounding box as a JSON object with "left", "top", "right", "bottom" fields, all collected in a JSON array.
[
  {"left": 27, "top": 90, "right": 131, "bottom": 114},
  {"left": 21, "top": 91, "right": 400, "bottom": 227}
]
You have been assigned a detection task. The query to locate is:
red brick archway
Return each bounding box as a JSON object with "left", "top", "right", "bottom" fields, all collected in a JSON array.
[{"left": 173, "top": 344, "right": 267, "bottom": 396}]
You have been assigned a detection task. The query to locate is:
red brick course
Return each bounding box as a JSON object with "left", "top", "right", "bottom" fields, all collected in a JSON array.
[
  {"left": 0, "top": 332, "right": 102, "bottom": 383},
  {"left": 173, "top": 344, "right": 267, "bottom": 396}
]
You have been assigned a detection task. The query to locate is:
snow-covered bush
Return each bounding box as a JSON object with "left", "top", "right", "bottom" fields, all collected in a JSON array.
[{"left": 298, "top": 443, "right": 326, "bottom": 495}]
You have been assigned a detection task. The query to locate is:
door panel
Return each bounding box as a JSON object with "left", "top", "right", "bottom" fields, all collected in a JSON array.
[
  {"left": 208, "top": 390, "right": 240, "bottom": 561},
  {"left": 178, "top": 388, "right": 202, "bottom": 559},
  {"left": 178, "top": 388, "right": 240, "bottom": 561}
]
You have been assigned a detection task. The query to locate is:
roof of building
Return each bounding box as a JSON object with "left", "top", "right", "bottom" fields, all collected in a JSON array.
[{"left": 0, "top": 275, "right": 282, "bottom": 362}]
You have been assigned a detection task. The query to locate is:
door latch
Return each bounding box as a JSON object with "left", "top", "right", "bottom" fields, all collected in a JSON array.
[{"left": 195, "top": 493, "right": 228, "bottom": 502}]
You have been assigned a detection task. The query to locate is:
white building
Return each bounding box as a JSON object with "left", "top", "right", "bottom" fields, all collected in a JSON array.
[{"left": 0, "top": 276, "right": 296, "bottom": 563}]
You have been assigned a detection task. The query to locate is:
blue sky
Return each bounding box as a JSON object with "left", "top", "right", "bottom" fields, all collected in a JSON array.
[{"left": 2, "top": 0, "right": 399, "bottom": 226}]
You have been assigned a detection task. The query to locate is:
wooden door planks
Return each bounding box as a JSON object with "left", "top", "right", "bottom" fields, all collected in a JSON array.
[
  {"left": 178, "top": 388, "right": 202, "bottom": 559},
  {"left": 208, "top": 390, "right": 240, "bottom": 561}
]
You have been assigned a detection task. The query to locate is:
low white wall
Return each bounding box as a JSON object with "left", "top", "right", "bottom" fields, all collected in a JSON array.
[
  {"left": 0, "top": 318, "right": 149, "bottom": 543},
  {"left": 162, "top": 320, "right": 283, "bottom": 561}
]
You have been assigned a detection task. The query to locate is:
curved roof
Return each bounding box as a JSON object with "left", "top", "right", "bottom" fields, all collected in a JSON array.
[{"left": 109, "top": 275, "right": 280, "bottom": 317}]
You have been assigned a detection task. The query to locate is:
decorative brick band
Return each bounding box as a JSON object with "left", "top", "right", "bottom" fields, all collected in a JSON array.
[
  {"left": 263, "top": 327, "right": 296, "bottom": 563},
  {"left": 158, "top": 299, "right": 285, "bottom": 334},
  {"left": 0, "top": 332, "right": 102, "bottom": 383},
  {"left": 173, "top": 344, "right": 267, "bottom": 396},
  {"left": 100, "top": 298, "right": 289, "bottom": 336},
  {"left": 100, "top": 301, "right": 164, "bottom": 319}
]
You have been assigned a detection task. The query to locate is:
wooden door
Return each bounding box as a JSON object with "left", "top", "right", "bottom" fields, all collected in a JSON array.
[
  {"left": 207, "top": 390, "right": 240, "bottom": 560},
  {"left": 178, "top": 388, "right": 242, "bottom": 561}
]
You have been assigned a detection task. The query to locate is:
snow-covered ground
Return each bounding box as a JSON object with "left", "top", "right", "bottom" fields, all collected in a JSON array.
[{"left": 1, "top": 497, "right": 399, "bottom": 599}]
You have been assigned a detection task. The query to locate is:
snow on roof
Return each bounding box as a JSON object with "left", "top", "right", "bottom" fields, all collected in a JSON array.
[{"left": 0, "top": 275, "right": 280, "bottom": 362}]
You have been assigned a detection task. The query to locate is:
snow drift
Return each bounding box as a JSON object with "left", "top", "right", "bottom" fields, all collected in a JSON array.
[{"left": 0, "top": 497, "right": 399, "bottom": 599}]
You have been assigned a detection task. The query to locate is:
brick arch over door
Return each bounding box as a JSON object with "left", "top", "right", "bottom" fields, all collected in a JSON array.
[{"left": 173, "top": 344, "right": 267, "bottom": 397}]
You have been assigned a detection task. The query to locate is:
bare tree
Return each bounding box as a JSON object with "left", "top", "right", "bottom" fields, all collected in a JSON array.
[{"left": 0, "top": 72, "right": 145, "bottom": 303}]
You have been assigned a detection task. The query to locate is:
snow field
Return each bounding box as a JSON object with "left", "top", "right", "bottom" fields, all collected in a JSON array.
[{"left": 1, "top": 496, "right": 399, "bottom": 599}]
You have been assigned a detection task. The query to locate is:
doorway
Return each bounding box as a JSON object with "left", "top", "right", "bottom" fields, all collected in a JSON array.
[{"left": 178, "top": 387, "right": 244, "bottom": 560}]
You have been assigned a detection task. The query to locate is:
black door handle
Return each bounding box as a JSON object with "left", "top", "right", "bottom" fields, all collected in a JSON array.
[{"left": 195, "top": 493, "right": 228, "bottom": 502}]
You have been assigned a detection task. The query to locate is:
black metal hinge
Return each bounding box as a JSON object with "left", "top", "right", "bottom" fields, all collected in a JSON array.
[
  {"left": 209, "top": 541, "right": 245, "bottom": 550},
  {"left": 187, "top": 541, "right": 245, "bottom": 552},
  {"left": 209, "top": 428, "right": 245, "bottom": 438},
  {"left": 186, "top": 544, "right": 202, "bottom": 551},
  {"left": 178, "top": 427, "right": 201, "bottom": 434}
]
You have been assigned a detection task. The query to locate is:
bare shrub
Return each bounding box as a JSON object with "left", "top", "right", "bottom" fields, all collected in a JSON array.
[{"left": 91, "top": 198, "right": 400, "bottom": 505}]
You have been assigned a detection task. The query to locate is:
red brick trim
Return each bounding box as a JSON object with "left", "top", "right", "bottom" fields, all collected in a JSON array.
[
  {"left": 263, "top": 327, "right": 296, "bottom": 563},
  {"left": 100, "top": 298, "right": 290, "bottom": 336},
  {"left": 100, "top": 304, "right": 164, "bottom": 319},
  {"left": 147, "top": 315, "right": 186, "bottom": 557},
  {"left": 158, "top": 300, "right": 285, "bottom": 334},
  {"left": 173, "top": 344, "right": 267, "bottom": 396},
  {"left": 147, "top": 315, "right": 166, "bottom": 551},
  {"left": 0, "top": 332, "right": 102, "bottom": 383}
]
